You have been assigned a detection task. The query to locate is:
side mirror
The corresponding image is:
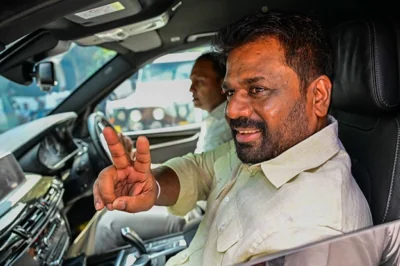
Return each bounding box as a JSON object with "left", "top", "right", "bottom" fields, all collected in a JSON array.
[{"left": 35, "top": 61, "right": 57, "bottom": 92}]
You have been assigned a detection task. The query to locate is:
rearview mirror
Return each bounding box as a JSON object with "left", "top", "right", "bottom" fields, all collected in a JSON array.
[{"left": 35, "top": 61, "right": 57, "bottom": 92}]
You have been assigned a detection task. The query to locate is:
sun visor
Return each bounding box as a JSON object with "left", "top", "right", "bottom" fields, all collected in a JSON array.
[
  {"left": 120, "top": 31, "right": 162, "bottom": 52},
  {"left": 74, "top": 12, "right": 169, "bottom": 45},
  {"left": 65, "top": 0, "right": 142, "bottom": 27}
]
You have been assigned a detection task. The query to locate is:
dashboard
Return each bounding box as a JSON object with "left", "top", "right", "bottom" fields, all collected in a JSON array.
[
  {"left": 0, "top": 112, "right": 96, "bottom": 266},
  {"left": 0, "top": 112, "right": 193, "bottom": 266},
  {"left": 4, "top": 112, "right": 97, "bottom": 205},
  {"left": 0, "top": 113, "right": 77, "bottom": 154},
  {"left": 0, "top": 152, "right": 69, "bottom": 266}
]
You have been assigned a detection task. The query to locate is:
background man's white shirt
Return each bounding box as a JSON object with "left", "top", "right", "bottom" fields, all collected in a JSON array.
[{"left": 194, "top": 101, "right": 232, "bottom": 154}]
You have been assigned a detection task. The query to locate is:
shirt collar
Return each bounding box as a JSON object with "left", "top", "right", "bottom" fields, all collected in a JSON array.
[
  {"left": 257, "top": 115, "right": 341, "bottom": 189},
  {"left": 209, "top": 101, "right": 226, "bottom": 119}
]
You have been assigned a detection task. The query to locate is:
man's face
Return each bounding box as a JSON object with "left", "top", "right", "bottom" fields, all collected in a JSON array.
[
  {"left": 223, "top": 38, "right": 318, "bottom": 164},
  {"left": 190, "top": 59, "right": 225, "bottom": 112}
]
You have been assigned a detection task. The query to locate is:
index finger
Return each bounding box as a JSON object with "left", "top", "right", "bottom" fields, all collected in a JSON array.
[{"left": 103, "top": 127, "right": 131, "bottom": 169}]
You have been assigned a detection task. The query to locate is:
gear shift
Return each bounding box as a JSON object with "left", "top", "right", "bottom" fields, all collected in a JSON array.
[{"left": 121, "top": 227, "right": 147, "bottom": 254}]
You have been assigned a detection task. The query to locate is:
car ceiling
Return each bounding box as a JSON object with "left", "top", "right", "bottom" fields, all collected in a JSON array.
[
  {"left": 0, "top": 0, "right": 397, "bottom": 78},
  {"left": 1, "top": 0, "right": 397, "bottom": 47}
]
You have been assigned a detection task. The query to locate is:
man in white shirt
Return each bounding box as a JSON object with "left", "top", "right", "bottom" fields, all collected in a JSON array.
[
  {"left": 189, "top": 52, "right": 232, "bottom": 153},
  {"left": 92, "top": 10, "right": 372, "bottom": 265},
  {"left": 88, "top": 52, "right": 232, "bottom": 254}
]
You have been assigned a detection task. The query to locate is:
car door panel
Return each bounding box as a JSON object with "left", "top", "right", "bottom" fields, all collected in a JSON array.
[{"left": 125, "top": 124, "right": 200, "bottom": 163}]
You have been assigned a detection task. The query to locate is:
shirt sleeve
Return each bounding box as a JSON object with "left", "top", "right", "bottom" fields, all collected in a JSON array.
[{"left": 163, "top": 143, "right": 230, "bottom": 216}]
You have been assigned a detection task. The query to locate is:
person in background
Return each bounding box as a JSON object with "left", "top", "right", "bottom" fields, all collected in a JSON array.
[{"left": 189, "top": 52, "right": 232, "bottom": 153}]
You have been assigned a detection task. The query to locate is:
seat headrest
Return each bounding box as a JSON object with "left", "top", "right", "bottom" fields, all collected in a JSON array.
[{"left": 331, "top": 20, "right": 400, "bottom": 114}]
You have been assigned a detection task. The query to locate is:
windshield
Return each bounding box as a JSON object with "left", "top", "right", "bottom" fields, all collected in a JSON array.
[
  {"left": 141, "top": 61, "right": 195, "bottom": 82},
  {"left": 0, "top": 43, "right": 116, "bottom": 134}
]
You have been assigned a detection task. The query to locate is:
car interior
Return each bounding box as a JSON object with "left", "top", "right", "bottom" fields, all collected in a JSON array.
[
  {"left": 330, "top": 18, "right": 400, "bottom": 225},
  {"left": 0, "top": 0, "right": 399, "bottom": 265}
]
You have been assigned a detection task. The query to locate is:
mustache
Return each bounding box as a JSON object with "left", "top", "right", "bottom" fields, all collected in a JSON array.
[{"left": 229, "top": 117, "right": 267, "bottom": 131}]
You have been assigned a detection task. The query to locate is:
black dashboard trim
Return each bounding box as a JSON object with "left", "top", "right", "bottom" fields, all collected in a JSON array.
[{"left": 0, "top": 112, "right": 77, "bottom": 159}]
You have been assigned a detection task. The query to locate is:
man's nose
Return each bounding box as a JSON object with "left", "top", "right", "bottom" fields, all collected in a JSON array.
[
  {"left": 189, "top": 84, "right": 196, "bottom": 93},
  {"left": 226, "top": 92, "right": 253, "bottom": 119}
]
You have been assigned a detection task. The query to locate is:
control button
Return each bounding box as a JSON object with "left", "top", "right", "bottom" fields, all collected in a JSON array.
[
  {"left": 179, "top": 239, "right": 187, "bottom": 247},
  {"left": 43, "top": 237, "right": 50, "bottom": 247},
  {"left": 126, "top": 253, "right": 137, "bottom": 265}
]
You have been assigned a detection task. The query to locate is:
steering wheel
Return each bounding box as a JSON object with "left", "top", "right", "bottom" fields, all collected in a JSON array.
[{"left": 87, "top": 112, "right": 114, "bottom": 170}]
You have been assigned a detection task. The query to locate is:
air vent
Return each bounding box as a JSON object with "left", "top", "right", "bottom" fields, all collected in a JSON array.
[
  {"left": 44, "top": 187, "right": 56, "bottom": 203},
  {"left": 0, "top": 180, "right": 64, "bottom": 266},
  {"left": 11, "top": 183, "right": 62, "bottom": 239},
  {"left": 13, "top": 204, "right": 46, "bottom": 238}
]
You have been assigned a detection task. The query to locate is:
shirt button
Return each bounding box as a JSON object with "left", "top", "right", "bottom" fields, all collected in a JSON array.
[
  {"left": 219, "top": 224, "right": 226, "bottom": 232},
  {"left": 224, "top": 196, "right": 230, "bottom": 203},
  {"left": 181, "top": 253, "right": 188, "bottom": 261},
  {"left": 386, "top": 228, "right": 394, "bottom": 237}
]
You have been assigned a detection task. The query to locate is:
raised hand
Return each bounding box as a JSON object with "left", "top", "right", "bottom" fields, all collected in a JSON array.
[{"left": 93, "top": 127, "right": 158, "bottom": 212}]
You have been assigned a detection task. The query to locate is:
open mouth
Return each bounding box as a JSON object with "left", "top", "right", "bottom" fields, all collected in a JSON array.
[{"left": 234, "top": 128, "right": 262, "bottom": 143}]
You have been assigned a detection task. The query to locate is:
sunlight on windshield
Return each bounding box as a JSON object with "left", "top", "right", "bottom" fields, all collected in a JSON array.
[
  {"left": 0, "top": 44, "right": 116, "bottom": 134},
  {"left": 141, "top": 61, "right": 194, "bottom": 82}
]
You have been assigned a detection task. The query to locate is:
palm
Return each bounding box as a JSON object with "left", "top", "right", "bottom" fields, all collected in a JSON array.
[
  {"left": 93, "top": 127, "right": 156, "bottom": 212},
  {"left": 113, "top": 165, "right": 152, "bottom": 198}
]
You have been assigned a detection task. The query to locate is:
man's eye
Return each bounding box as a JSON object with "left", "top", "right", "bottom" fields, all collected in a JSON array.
[{"left": 250, "top": 87, "right": 266, "bottom": 94}]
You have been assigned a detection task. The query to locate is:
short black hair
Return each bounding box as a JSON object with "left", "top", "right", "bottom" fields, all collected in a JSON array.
[
  {"left": 213, "top": 11, "right": 332, "bottom": 92},
  {"left": 195, "top": 52, "right": 226, "bottom": 81}
]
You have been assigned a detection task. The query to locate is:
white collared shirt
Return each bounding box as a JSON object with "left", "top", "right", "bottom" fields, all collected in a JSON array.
[
  {"left": 163, "top": 115, "right": 373, "bottom": 265},
  {"left": 194, "top": 101, "right": 232, "bottom": 154}
]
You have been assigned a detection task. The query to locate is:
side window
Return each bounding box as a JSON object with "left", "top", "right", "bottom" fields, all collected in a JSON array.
[{"left": 95, "top": 45, "right": 210, "bottom": 133}]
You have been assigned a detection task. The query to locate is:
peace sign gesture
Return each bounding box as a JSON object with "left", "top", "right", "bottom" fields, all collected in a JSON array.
[{"left": 93, "top": 127, "right": 158, "bottom": 212}]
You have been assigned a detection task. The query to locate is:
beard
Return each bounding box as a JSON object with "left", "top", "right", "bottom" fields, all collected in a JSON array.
[{"left": 230, "top": 98, "right": 310, "bottom": 164}]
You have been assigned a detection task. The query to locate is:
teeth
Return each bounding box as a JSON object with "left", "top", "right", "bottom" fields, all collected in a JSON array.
[{"left": 238, "top": 130, "right": 259, "bottom": 134}]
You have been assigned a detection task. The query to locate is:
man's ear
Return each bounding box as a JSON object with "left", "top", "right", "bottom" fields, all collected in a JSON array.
[{"left": 310, "top": 75, "right": 332, "bottom": 118}]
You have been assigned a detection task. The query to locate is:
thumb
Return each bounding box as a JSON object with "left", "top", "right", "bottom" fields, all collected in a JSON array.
[
  {"left": 134, "top": 136, "right": 151, "bottom": 173},
  {"left": 112, "top": 194, "right": 155, "bottom": 212}
]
